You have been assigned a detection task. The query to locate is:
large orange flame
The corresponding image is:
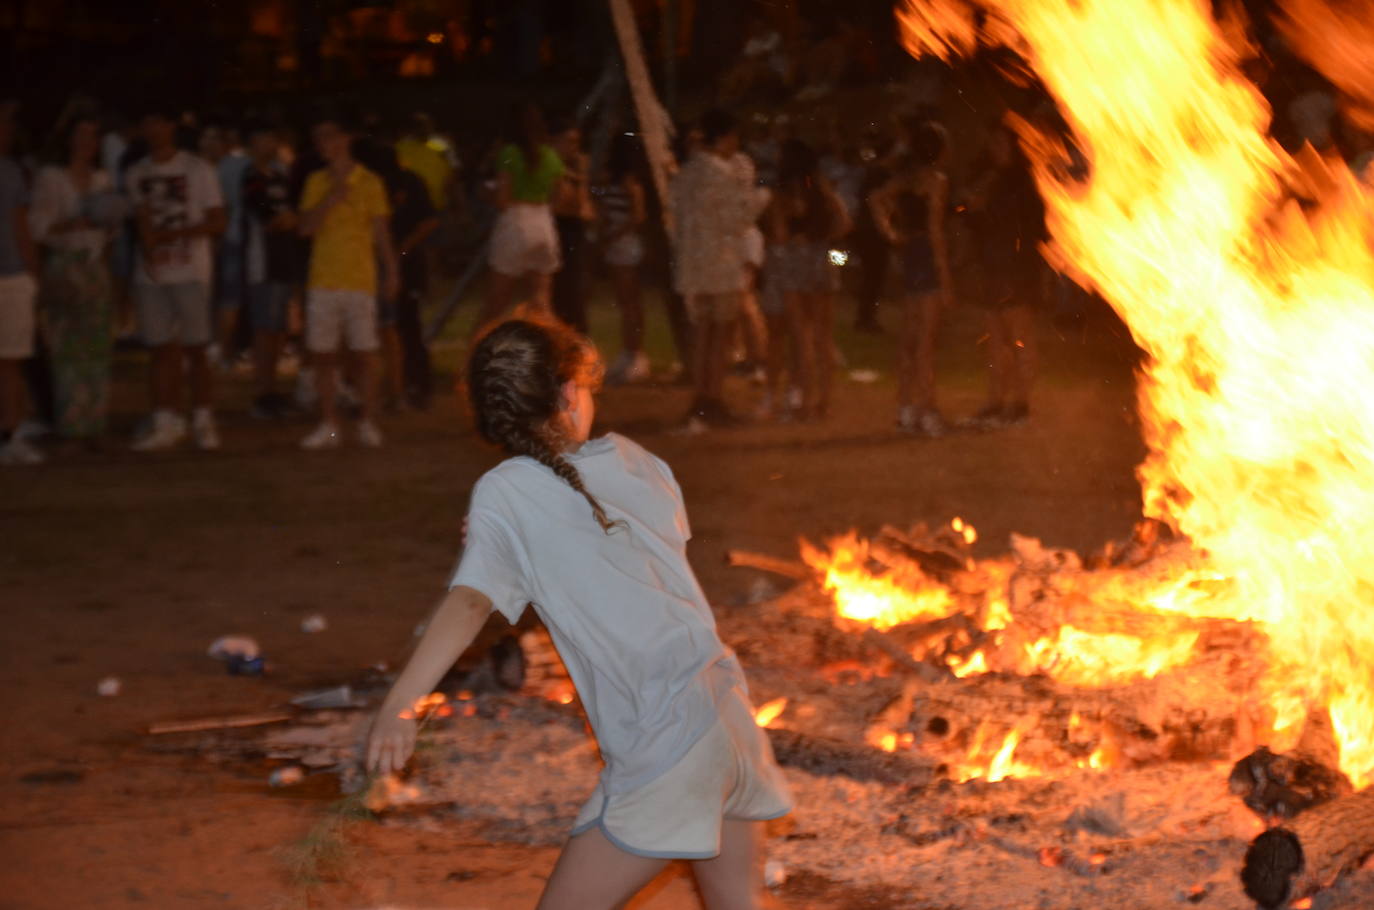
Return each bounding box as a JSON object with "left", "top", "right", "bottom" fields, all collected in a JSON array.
[{"left": 890, "top": 0, "right": 1374, "bottom": 785}]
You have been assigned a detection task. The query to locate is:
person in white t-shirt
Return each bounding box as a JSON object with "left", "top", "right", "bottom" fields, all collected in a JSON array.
[
  {"left": 125, "top": 106, "right": 225, "bottom": 451},
  {"left": 367, "top": 318, "right": 792, "bottom": 909}
]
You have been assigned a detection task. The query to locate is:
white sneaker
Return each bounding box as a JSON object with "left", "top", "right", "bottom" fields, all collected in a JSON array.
[
  {"left": 13, "top": 419, "right": 51, "bottom": 441},
  {"left": 0, "top": 436, "right": 45, "bottom": 465},
  {"left": 355, "top": 420, "right": 383, "bottom": 448},
  {"left": 301, "top": 422, "right": 342, "bottom": 450},
  {"left": 191, "top": 408, "right": 220, "bottom": 451},
  {"left": 132, "top": 411, "right": 187, "bottom": 452}
]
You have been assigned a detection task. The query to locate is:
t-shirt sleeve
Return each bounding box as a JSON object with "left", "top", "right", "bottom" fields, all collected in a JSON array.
[
  {"left": 363, "top": 173, "right": 390, "bottom": 219},
  {"left": 648, "top": 452, "right": 692, "bottom": 543},
  {"left": 449, "top": 504, "right": 532, "bottom": 624},
  {"left": 299, "top": 172, "right": 326, "bottom": 212}
]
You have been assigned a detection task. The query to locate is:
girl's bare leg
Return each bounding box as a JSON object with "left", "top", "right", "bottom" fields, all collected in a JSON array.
[
  {"left": 985, "top": 309, "right": 1013, "bottom": 408},
  {"left": 811, "top": 292, "right": 834, "bottom": 418},
  {"left": 914, "top": 291, "right": 941, "bottom": 411},
  {"left": 896, "top": 294, "right": 918, "bottom": 410},
  {"left": 692, "top": 820, "right": 768, "bottom": 910},
  {"left": 529, "top": 272, "right": 554, "bottom": 317},
  {"left": 1004, "top": 303, "right": 1037, "bottom": 406},
  {"left": 784, "top": 291, "right": 813, "bottom": 416},
  {"left": 763, "top": 313, "right": 788, "bottom": 408},
  {"left": 536, "top": 827, "right": 668, "bottom": 910},
  {"left": 612, "top": 266, "right": 644, "bottom": 354}
]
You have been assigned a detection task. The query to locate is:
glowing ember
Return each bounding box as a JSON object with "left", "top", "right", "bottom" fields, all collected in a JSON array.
[
  {"left": 753, "top": 697, "right": 789, "bottom": 728},
  {"left": 953, "top": 724, "right": 1039, "bottom": 783},
  {"left": 801, "top": 532, "right": 955, "bottom": 629},
  {"left": 398, "top": 692, "right": 451, "bottom": 721}
]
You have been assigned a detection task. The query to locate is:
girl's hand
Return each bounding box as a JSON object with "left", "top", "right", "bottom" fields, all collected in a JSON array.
[{"left": 366, "top": 710, "right": 418, "bottom": 775}]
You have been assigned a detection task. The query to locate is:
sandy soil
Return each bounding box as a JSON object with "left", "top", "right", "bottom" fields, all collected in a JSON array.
[{"left": 0, "top": 299, "right": 1146, "bottom": 909}]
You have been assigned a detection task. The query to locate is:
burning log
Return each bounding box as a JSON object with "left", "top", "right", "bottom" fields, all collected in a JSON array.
[
  {"left": 1241, "top": 788, "right": 1374, "bottom": 909},
  {"left": 148, "top": 711, "right": 294, "bottom": 735},
  {"left": 725, "top": 549, "right": 811, "bottom": 581},
  {"left": 1229, "top": 746, "right": 1352, "bottom": 820},
  {"left": 765, "top": 727, "right": 936, "bottom": 786}
]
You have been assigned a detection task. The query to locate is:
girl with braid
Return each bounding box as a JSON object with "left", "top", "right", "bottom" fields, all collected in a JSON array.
[{"left": 367, "top": 319, "right": 792, "bottom": 909}]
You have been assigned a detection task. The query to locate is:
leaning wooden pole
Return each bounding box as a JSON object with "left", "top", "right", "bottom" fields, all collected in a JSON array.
[
  {"left": 1241, "top": 787, "right": 1374, "bottom": 908},
  {"left": 607, "top": 0, "right": 677, "bottom": 238}
]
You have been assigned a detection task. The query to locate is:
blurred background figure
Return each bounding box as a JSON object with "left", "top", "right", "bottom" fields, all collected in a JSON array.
[
  {"left": 0, "top": 101, "right": 41, "bottom": 465},
  {"left": 550, "top": 115, "right": 594, "bottom": 333},
  {"left": 29, "top": 109, "right": 123, "bottom": 448},
  {"left": 963, "top": 123, "right": 1046, "bottom": 429},
  {"left": 595, "top": 132, "right": 650, "bottom": 384},
  {"left": 240, "top": 121, "right": 298, "bottom": 420},
  {"left": 475, "top": 101, "right": 563, "bottom": 331},
  {"left": 868, "top": 119, "right": 953, "bottom": 437},
  {"left": 764, "top": 138, "right": 850, "bottom": 421},
  {"left": 200, "top": 119, "right": 249, "bottom": 369}
]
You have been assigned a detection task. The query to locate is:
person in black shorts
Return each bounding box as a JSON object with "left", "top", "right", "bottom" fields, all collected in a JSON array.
[
  {"left": 868, "top": 119, "right": 953, "bottom": 437},
  {"left": 964, "top": 124, "right": 1046, "bottom": 428}
]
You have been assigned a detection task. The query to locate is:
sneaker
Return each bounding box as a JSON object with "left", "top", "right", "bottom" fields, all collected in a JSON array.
[
  {"left": 131, "top": 411, "right": 187, "bottom": 452},
  {"left": 191, "top": 409, "right": 220, "bottom": 451},
  {"left": 916, "top": 409, "right": 949, "bottom": 438},
  {"left": 0, "top": 436, "right": 45, "bottom": 465},
  {"left": 301, "top": 422, "right": 342, "bottom": 450},
  {"left": 356, "top": 420, "right": 384, "bottom": 448},
  {"left": 13, "top": 419, "right": 51, "bottom": 441},
  {"left": 785, "top": 386, "right": 804, "bottom": 413},
  {"left": 897, "top": 405, "right": 918, "bottom": 433}
]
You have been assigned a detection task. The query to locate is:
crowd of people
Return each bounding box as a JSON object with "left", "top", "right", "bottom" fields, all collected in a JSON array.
[{"left": 0, "top": 88, "right": 1066, "bottom": 466}]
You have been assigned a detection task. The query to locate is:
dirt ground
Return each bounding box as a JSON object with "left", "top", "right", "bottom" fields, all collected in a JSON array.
[{"left": 0, "top": 293, "right": 1147, "bottom": 909}]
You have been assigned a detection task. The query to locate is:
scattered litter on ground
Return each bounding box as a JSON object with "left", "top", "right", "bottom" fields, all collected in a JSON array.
[
  {"left": 270, "top": 765, "right": 305, "bottom": 787},
  {"left": 208, "top": 635, "right": 260, "bottom": 661},
  {"left": 848, "top": 369, "right": 880, "bottom": 383},
  {"left": 96, "top": 676, "right": 121, "bottom": 696},
  {"left": 301, "top": 614, "right": 328, "bottom": 634}
]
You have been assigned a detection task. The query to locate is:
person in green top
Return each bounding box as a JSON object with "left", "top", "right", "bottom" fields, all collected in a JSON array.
[{"left": 475, "top": 102, "right": 565, "bottom": 334}]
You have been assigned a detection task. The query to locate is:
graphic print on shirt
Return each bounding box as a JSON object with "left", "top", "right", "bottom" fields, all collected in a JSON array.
[{"left": 137, "top": 172, "right": 192, "bottom": 274}]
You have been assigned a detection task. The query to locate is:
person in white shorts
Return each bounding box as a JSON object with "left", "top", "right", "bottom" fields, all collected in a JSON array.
[
  {"left": 296, "top": 114, "right": 398, "bottom": 449},
  {"left": 368, "top": 319, "right": 792, "bottom": 909},
  {"left": 472, "top": 102, "right": 564, "bottom": 335},
  {"left": 125, "top": 105, "right": 226, "bottom": 451},
  {"left": 0, "top": 108, "right": 42, "bottom": 466}
]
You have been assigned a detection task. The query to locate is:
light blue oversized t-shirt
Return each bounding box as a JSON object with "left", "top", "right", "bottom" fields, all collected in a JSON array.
[{"left": 450, "top": 433, "right": 745, "bottom": 796}]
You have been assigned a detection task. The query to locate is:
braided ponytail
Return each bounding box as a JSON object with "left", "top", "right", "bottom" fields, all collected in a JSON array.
[{"left": 468, "top": 319, "right": 623, "bottom": 534}]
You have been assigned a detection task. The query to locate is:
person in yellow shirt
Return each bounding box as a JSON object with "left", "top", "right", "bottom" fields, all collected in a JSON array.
[
  {"left": 394, "top": 112, "right": 453, "bottom": 211},
  {"left": 297, "top": 114, "right": 399, "bottom": 450}
]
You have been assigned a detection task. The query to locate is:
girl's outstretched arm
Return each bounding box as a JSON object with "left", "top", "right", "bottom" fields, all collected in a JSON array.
[{"left": 366, "top": 585, "right": 493, "bottom": 775}]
